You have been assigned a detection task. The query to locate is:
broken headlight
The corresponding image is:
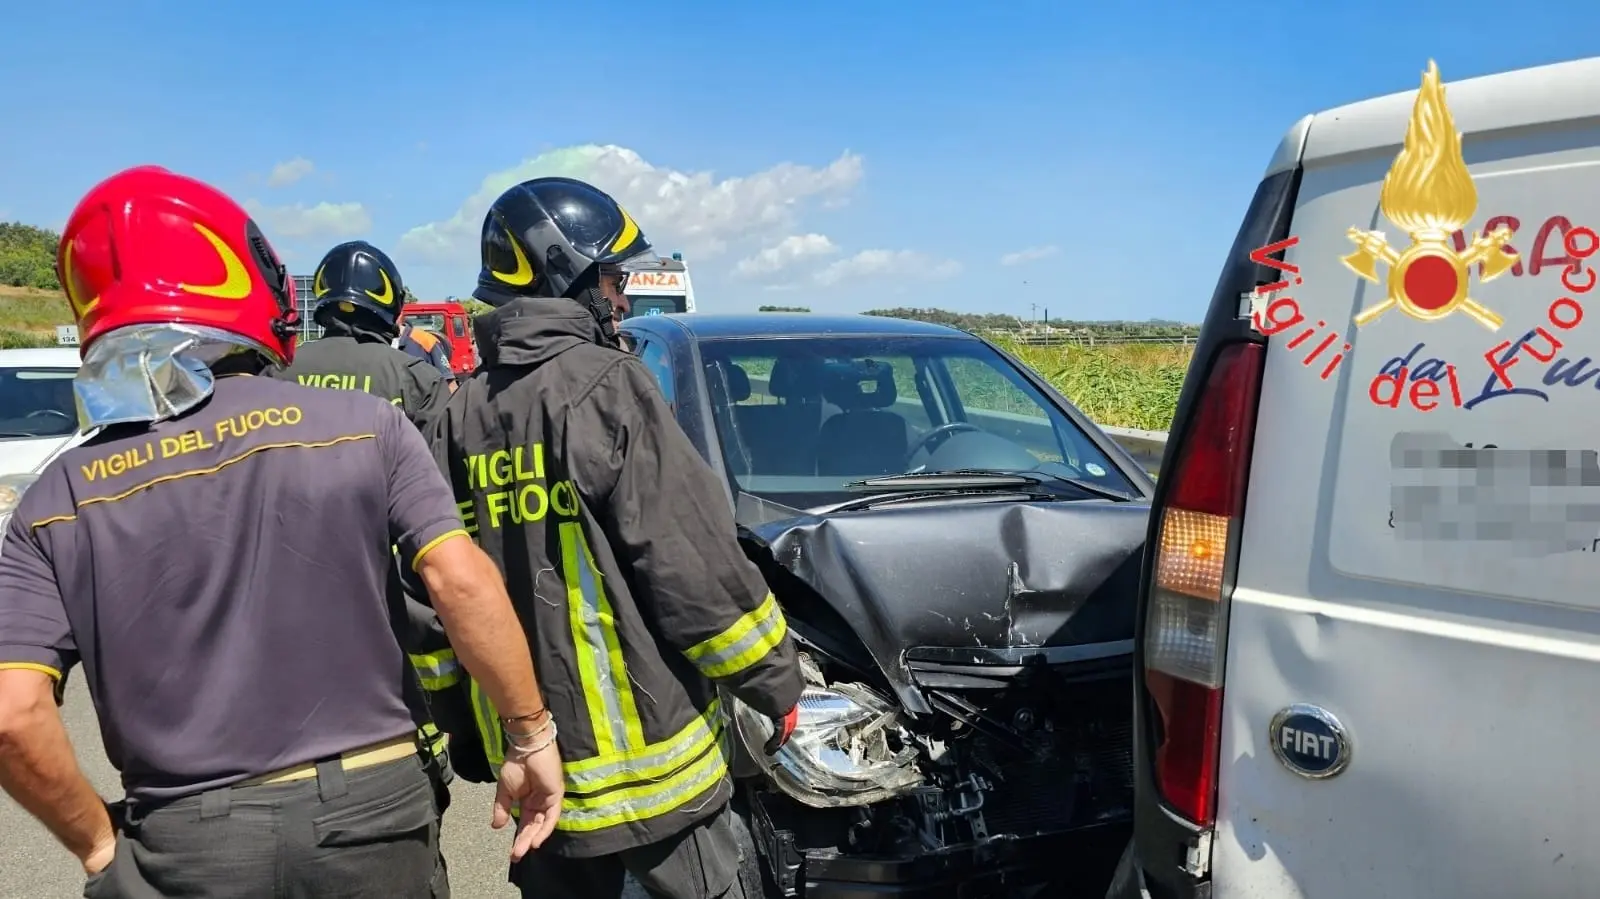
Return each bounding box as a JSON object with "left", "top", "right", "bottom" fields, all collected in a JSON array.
[{"left": 732, "top": 681, "right": 924, "bottom": 808}]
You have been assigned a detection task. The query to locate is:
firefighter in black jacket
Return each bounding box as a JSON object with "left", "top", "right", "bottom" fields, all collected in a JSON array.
[
  {"left": 268, "top": 241, "right": 461, "bottom": 840},
  {"left": 271, "top": 241, "right": 451, "bottom": 427},
  {"left": 426, "top": 177, "right": 803, "bottom": 899}
]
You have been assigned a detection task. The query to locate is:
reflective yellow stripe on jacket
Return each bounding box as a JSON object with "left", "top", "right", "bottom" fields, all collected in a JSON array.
[
  {"left": 409, "top": 649, "right": 458, "bottom": 756},
  {"left": 409, "top": 648, "right": 463, "bottom": 691},
  {"left": 559, "top": 520, "right": 646, "bottom": 756},
  {"left": 683, "top": 592, "right": 788, "bottom": 679},
  {"left": 461, "top": 523, "right": 734, "bottom": 833}
]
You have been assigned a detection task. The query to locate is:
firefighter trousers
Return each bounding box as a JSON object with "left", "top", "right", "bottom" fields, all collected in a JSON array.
[
  {"left": 86, "top": 756, "right": 448, "bottom": 898},
  {"left": 509, "top": 803, "right": 746, "bottom": 899}
]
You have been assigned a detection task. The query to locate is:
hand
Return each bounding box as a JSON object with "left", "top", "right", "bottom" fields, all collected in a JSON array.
[
  {"left": 80, "top": 833, "right": 115, "bottom": 876},
  {"left": 492, "top": 741, "right": 564, "bottom": 861},
  {"left": 764, "top": 705, "right": 799, "bottom": 755}
]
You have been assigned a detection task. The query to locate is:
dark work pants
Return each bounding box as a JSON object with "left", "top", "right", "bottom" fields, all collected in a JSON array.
[
  {"left": 511, "top": 803, "right": 745, "bottom": 899},
  {"left": 85, "top": 755, "right": 448, "bottom": 899}
]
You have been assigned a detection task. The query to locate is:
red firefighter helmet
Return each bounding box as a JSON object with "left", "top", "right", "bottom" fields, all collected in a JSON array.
[{"left": 57, "top": 165, "right": 300, "bottom": 365}]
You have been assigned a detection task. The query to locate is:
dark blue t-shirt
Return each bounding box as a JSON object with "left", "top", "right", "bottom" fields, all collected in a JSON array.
[{"left": 0, "top": 374, "right": 466, "bottom": 800}]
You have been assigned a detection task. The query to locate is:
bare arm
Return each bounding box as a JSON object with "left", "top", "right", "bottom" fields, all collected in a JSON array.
[
  {"left": 0, "top": 669, "right": 114, "bottom": 873},
  {"left": 414, "top": 535, "right": 544, "bottom": 719},
  {"left": 0, "top": 478, "right": 115, "bottom": 874}
]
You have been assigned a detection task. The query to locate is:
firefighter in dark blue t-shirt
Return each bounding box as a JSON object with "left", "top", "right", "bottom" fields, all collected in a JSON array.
[{"left": 0, "top": 166, "right": 566, "bottom": 897}]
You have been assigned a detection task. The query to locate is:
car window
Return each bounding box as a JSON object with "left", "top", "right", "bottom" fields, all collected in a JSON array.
[
  {"left": 939, "top": 357, "right": 1087, "bottom": 467},
  {"left": 0, "top": 367, "right": 79, "bottom": 439},
  {"left": 634, "top": 338, "right": 676, "bottom": 405},
  {"left": 698, "top": 336, "right": 1133, "bottom": 509},
  {"left": 451, "top": 316, "right": 468, "bottom": 338}
]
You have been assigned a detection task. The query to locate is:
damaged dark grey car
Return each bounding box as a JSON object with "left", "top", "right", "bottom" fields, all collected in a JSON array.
[{"left": 620, "top": 314, "right": 1151, "bottom": 898}]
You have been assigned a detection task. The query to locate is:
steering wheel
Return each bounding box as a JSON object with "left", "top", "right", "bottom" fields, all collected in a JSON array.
[
  {"left": 904, "top": 422, "right": 983, "bottom": 466},
  {"left": 25, "top": 409, "right": 74, "bottom": 424}
]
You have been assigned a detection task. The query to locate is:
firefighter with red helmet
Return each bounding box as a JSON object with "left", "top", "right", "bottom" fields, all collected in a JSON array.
[
  {"left": 423, "top": 177, "right": 803, "bottom": 899},
  {"left": 0, "top": 167, "right": 563, "bottom": 897}
]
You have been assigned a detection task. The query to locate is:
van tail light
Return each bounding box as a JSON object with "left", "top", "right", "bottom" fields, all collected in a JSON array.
[{"left": 1145, "top": 341, "right": 1265, "bottom": 827}]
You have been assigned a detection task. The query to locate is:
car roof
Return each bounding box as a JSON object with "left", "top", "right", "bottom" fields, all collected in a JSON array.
[
  {"left": 621, "top": 312, "right": 971, "bottom": 341},
  {"left": 0, "top": 347, "right": 81, "bottom": 368},
  {"left": 1264, "top": 55, "right": 1600, "bottom": 177}
]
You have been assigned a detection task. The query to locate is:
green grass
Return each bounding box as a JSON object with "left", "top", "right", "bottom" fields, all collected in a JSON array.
[
  {"left": 993, "top": 339, "right": 1190, "bottom": 431},
  {"left": 0, "top": 287, "right": 72, "bottom": 348}
]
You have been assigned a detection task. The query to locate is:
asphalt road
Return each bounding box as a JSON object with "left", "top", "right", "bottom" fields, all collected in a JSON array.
[{"left": 0, "top": 676, "right": 651, "bottom": 898}]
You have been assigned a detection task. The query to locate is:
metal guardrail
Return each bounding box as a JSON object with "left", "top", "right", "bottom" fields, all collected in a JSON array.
[
  {"left": 1098, "top": 425, "right": 1168, "bottom": 476},
  {"left": 984, "top": 331, "right": 1197, "bottom": 347}
]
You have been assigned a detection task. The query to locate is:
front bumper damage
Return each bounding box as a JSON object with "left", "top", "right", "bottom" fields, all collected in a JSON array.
[
  {"left": 755, "top": 783, "right": 1132, "bottom": 895},
  {"left": 750, "top": 789, "right": 1129, "bottom": 899}
]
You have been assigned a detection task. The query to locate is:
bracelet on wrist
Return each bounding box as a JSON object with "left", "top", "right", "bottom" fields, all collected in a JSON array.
[
  {"left": 504, "top": 716, "right": 554, "bottom": 741},
  {"left": 501, "top": 707, "right": 548, "bottom": 725},
  {"left": 506, "top": 720, "right": 558, "bottom": 756}
]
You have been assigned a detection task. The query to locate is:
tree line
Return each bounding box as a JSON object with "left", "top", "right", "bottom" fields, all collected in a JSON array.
[{"left": 0, "top": 223, "right": 61, "bottom": 290}]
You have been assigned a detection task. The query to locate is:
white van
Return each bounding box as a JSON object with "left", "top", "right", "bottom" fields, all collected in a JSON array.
[{"left": 1113, "top": 56, "right": 1600, "bottom": 899}]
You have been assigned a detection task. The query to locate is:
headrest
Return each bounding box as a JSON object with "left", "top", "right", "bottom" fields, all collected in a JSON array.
[
  {"left": 822, "top": 360, "right": 897, "bottom": 410},
  {"left": 769, "top": 356, "right": 824, "bottom": 400},
  {"left": 715, "top": 361, "right": 751, "bottom": 403}
]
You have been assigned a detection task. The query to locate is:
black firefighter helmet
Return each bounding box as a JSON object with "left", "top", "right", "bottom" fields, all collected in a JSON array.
[
  {"left": 472, "top": 177, "right": 656, "bottom": 328},
  {"left": 311, "top": 241, "right": 408, "bottom": 334}
]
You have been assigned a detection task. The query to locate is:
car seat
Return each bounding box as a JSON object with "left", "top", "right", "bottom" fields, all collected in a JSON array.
[
  {"left": 706, "top": 360, "right": 754, "bottom": 476},
  {"left": 815, "top": 361, "right": 908, "bottom": 476},
  {"left": 733, "top": 356, "right": 825, "bottom": 475}
]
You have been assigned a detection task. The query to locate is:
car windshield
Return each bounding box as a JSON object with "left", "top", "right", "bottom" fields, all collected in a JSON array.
[
  {"left": 407, "top": 314, "right": 447, "bottom": 333},
  {"left": 697, "top": 336, "right": 1135, "bottom": 509},
  {"left": 0, "top": 366, "right": 79, "bottom": 439}
]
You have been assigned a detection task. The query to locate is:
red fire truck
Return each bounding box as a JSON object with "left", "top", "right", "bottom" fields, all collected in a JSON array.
[{"left": 397, "top": 301, "right": 477, "bottom": 376}]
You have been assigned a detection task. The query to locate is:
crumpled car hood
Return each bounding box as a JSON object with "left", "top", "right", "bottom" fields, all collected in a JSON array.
[{"left": 741, "top": 497, "right": 1149, "bottom": 713}]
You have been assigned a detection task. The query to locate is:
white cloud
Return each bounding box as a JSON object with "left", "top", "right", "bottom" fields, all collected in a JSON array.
[
  {"left": 397, "top": 144, "right": 864, "bottom": 267},
  {"left": 266, "top": 157, "right": 315, "bottom": 188},
  {"left": 735, "top": 234, "right": 839, "bottom": 277},
  {"left": 814, "top": 250, "right": 962, "bottom": 286},
  {"left": 1000, "top": 244, "right": 1060, "bottom": 266},
  {"left": 245, "top": 199, "right": 372, "bottom": 241}
]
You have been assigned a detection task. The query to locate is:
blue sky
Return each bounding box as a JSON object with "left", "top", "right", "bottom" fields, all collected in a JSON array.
[{"left": 1, "top": 0, "right": 1595, "bottom": 320}]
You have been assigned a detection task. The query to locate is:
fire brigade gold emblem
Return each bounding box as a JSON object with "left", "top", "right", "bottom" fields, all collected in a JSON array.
[{"left": 1342, "top": 60, "right": 1518, "bottom": 331}]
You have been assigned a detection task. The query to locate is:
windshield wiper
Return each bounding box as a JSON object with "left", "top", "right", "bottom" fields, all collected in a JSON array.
[
  {"left": 845, "top": 470, "right": 1044, "bottom": 490},
  {"left": 847, "top": 468, "right": 1137, "bottom": 502},
  {"left": 824, "top": 488, "right": 1059, "bottom": 514},
  {"left": 1028, "top": 470, "right": 1138, "bottom": 502}
]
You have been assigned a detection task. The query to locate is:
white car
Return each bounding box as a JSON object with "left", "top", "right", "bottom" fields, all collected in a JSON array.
[
  {"left": 1117, "top": 56, "right": 1600, "bottom": 899},
  {"left": 0, "top": 347, "right": 81, "bottom": 474},
  {"left": 0, "top": 347, "right": 83, "bottom": 535}
]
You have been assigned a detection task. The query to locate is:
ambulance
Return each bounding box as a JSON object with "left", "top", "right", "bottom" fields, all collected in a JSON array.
[{"left": 623, "top": 251, "right": 697, "bottom": 318}]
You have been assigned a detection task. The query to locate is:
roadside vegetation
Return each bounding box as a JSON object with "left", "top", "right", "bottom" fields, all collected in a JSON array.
[{"left": 0, "top": 221, "right": 1193, "bottom": 428}]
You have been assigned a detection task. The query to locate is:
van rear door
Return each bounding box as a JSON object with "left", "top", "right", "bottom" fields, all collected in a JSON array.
[{"left": 1215, "top": 61, "right": 1600, "bottom": 897}]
